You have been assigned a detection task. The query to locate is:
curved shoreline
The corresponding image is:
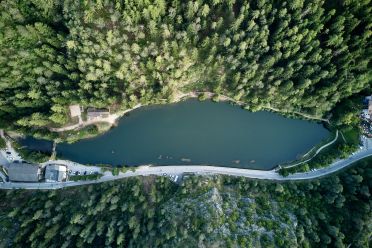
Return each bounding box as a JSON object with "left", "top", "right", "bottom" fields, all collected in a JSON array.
[
  {"left": 50, "top": 104, "right": 143, "bottom": 132},
  {"left": 51, "top": 97, "right": 329, "bottom": 170},
  {"left": 1, "top": 129, "right": 371, "bottom": 190},
  {"left": 50, "top": 91, "right": 329, "bottom": 133},
  {"left": 1, "top": 148, "right": 371, "bottom": 190},
  {"left": 280, "top": 130, "right": 339, "bottom": 169}
]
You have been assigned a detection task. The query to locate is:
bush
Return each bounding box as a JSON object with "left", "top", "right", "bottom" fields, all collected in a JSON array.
[
  {"left": 12, "top": 141, "right": 50, "bottom": 163},
  {"left": 63, "top": 125, "right": 100, "bottom": 143},
  {"left": 69, "top": 173, "right": 103, "bottom": 181},
  {"left": 111, "top": 167, "right": 120, "bottom": 176}
]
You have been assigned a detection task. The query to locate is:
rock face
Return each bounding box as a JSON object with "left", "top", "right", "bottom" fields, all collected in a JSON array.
[{"left": 159, "top": 177, "right": 298, "bottom": 247}]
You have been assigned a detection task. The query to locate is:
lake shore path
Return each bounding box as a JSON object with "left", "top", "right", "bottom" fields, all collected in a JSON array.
[
  {"left": 49, "top": 91, "right": 329, "bottom": 133},
  {"left": 281, "top": 130, "right": 339, "bottom": 169}
]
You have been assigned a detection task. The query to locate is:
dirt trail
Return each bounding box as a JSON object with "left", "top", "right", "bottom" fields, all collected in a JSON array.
[{"left": 50, "top": 91, "right": 329, "bottom": 132}]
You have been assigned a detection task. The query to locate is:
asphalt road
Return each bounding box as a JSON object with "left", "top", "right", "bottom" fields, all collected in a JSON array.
[{"left": 1, "top": 147, "right": 371, "bottom": 190}]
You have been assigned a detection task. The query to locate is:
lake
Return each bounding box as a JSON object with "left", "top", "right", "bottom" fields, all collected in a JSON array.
[{"left": 43, "top": 99, "right": 327, "bottom": 170}]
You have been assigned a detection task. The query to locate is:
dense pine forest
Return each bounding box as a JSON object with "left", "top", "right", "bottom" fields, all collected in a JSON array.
[
  {"left": 0, "top": 159, "right": 370, "bottom": 247},
  {"left": 1, "top": 1, "right": 371, "bottom": 247},
  {"left": 0, "top": 0, "right": 371, "bottom": 133}
]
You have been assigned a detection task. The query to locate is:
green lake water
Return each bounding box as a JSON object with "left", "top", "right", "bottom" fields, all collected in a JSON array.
[{"left": 50, "top": 99, "right": 329, "bottom": 170}]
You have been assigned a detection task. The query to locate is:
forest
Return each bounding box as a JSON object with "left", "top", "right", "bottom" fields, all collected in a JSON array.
[
  {"left": 1, "top": 1, "right": 371, "bottom": 246},
  {"left": 0, "top": 0, "right": 371, "bottom": 136},
  {"left": 0, "top": 158, "right": 371, "bottom": 247}
]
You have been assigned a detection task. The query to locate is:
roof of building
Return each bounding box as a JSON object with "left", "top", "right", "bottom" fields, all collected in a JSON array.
[
  {"left": 87, "top": 108, "right": 110, "bottom": 118},
  {"left": 8, "top": 163, "right": 42, "bottom": 182},
  {"left": 87, "top": 108, "right": 109, "bottom": 113},
  {"left": 44, "top": 164, "right": 67, "bottom": 182}
]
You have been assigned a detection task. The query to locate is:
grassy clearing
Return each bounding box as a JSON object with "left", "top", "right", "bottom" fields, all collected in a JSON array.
[
  {"left": 95, "top": 122, "right": 112, "bottom": 132},
  {"left": 60, "top": 125, "right": 100, "bottom": 143}
]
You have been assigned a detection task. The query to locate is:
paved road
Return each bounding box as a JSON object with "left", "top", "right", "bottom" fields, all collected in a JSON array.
[
  {"left": 0, "top": 130, "right": 22, "bottom": 164},
  {"left": 41, "top": 160, "right": 101, "bottom": 176},
  {"left": 1, "top": 146, "right": 371, "bottom": 190}
]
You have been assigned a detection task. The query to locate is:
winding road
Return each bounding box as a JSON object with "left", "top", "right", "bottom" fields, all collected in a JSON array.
[{"left": 0, "top": 141, "right": 371, "bottom": 190}]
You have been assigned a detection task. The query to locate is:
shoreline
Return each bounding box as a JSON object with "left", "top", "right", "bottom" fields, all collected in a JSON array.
[
  {"left": 1, "top": 128, "right": 371, "bottom": 190},
  {"left": 8, "top": 93, "right": 334, "bottom": 173},
  {"left": 15, "top": 92, "right": 333, "bottom": 172},
  {"left": 50, "top": 91, "right": 330, "bottom": 134},
  {"left": 1, "top": 150, "right": 371, "bottom": 190},
  {"left": 49, "top": 94, "right": 330, "bottom": 171}
]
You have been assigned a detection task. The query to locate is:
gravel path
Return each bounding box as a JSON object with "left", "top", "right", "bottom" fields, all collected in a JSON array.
[
  {"left": 50, "top": 104, "right": 142, "bottom": 132},
  {"left": 282, "top": 130, "right": 339, "bottom": 169},
  {"left": 49, "top": 91, "right": 328, "bottom": 133}
]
